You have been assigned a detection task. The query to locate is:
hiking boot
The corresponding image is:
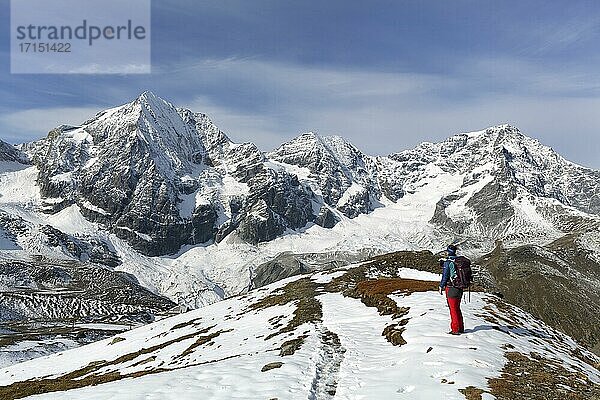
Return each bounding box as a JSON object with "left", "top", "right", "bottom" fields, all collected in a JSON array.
[{"left": 447, "top": 331, "right": 460, "bottom": 335}]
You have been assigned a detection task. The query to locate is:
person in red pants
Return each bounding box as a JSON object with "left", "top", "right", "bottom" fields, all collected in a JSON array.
[{"left": 439, "top": 244, "right": 465, "bottom": 335}]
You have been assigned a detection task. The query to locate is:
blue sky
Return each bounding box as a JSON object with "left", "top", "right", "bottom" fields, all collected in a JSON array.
[{"left": 1, "top": 0, "right": 600, "bottom": 168}]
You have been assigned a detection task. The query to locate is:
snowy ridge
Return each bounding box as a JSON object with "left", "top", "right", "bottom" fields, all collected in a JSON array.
[
  {"left": 0, "top": 264, "right": 598, "bottom": 399},
  {"left": 15, "top": 95, "right": 600, "bottom": 260}
]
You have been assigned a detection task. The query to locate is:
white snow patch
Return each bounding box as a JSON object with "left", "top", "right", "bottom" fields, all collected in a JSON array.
[
  {"left": 49, "top": 171, "right": 73, "bottom": 183},
  {"left": 45, "top": 205, "right": 99, "bottom": 236},
  {"left": 445, "top": 163, "right": 495, "bottom": 221},
  {"left": 336, "top": 182, "right": 365, "bottom": 207},
  {"left": 178, "top": 192, "right": 197, "bottom": 219},
  {"left": 264, "top": 160, "right": 312, "bottom": 182},
  {"left": 221, "top": 175, "right": 249, "bottom": 197},
  {"left": 116, "top": 226, "right": 152, "bottom": 242},
  {"left": 83, "top": 157, "right": 98, "bottom": 169},
  {"left": 81, "top": 200, "right": 109, "bottom": 215},
  {"left": 397, "top": 267, "right": 441, "bottom": 282},
  {"left": 0, "top": 165, "right": 41, "bottom": 208}
]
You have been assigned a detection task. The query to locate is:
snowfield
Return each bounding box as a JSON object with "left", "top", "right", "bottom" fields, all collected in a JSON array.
[{"left": 0, "top": 266, "right": 598, "bottom": 399}]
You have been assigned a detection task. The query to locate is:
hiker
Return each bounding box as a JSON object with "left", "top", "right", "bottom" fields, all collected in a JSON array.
[{"left": 439, "top": 244, "right": 472, "bottom": 335}]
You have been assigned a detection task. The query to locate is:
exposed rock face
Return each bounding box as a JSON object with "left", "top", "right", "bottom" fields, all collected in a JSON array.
[
  {"left": 39, "top": 225, "right": 121, "bottom": 268},
  {"left": 268, "top": 133, "right": 403, "bottom": 218},
  {"left": 23, "top": 93, "right": 321, "bottom": 255},
  {"left": 251, "top": 248, "right": 381, "bottom": 289},
  {"left": 0, "top": 140, "right": 29, "bottom": 164}
]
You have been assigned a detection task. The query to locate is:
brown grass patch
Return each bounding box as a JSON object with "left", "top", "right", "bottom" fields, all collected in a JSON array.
[
  {"left": 171, "top": 317, "right": 202, "bottom": 330},
  {"left": 179, "top": 329, "right": 232, "bottom": 358},
  {"left": 109, "top": 337, "right": 125, "bottom": 345},
  {"left": 279, "top": 336, "right": 307, "bottom": 356},
  {"left": 382, "top": 324, "right": 406, "bottom": 346},
  {"left": 363, "top": 250, "right": 440, "bottom": 274},
  {"left": 459, "top": 386, "right": 485, "bottom": 400},
  {"left": 249, "top": 278, "right": 322, "bottom": 340},
  {"left": 356, "top": 278, "right": 437, "bottom": 296},
  {"left": 261, "top": 362, "right": 283, "bottom": 372},
  {"left": 488, "top": 351, "right": 600, "bottom": 400}
]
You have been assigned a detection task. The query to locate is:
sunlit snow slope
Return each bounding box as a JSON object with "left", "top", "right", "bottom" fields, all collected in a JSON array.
[{"left": 0, "top": 261, "right": 598, "bottom": 400}]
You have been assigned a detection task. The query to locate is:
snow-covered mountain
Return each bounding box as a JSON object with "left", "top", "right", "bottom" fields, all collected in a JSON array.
[
  {"left": 19, "top": 93, "right": 600, "bottom": 259},
  {"left": 418, "top": 126, "right": 600, "bottom": 244},
  {"left": 2, "top": 92, "right": 600, "bottom": 365},
  {"left": 1, "top": 261, "right": 598, "bottom": 399},
  {"left": 22, "top": 92, "right": 321, "bottom": 255}
]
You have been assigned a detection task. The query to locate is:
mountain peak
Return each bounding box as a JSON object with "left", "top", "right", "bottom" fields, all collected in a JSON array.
[
  {"left": 136, "top": 90, "right": 160, "bottom": 102},
  {"left": 278, "top": 131, "right": 359, "bottom": 153},
  {"left": 133, "top": 91, "right": 176, "bottom": 113},
  {"left": 459, "top": 124, "right": 521, "bottom": 140},
  {"left": 292, "top": 131, "right": 323, "bottom": 144}
]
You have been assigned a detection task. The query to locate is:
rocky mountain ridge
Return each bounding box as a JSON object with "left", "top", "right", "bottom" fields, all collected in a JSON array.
[{"left": 14, "top": 93, "right": 600, "bottom": 258}]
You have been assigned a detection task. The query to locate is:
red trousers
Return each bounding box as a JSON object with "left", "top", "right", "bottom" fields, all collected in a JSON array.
[{"left": 445, "top": 287, "right": 464, "bottom": 333}]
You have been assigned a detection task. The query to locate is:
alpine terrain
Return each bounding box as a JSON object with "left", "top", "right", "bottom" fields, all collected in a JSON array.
[
  {"left": 0, "top": 258, "right": 599, "bottom": 399},
  {"left": 1, "top": 92, "right": 599, "bottom": 397}
]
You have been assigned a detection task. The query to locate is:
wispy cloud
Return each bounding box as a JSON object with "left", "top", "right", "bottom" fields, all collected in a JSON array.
[
  {"left": 516, "top": 16, "right": 600, "bottom": 56},
  {"left": 1, "top": 55, "right": 599, "bottom": 168},
  {"left": 187, "top": 95, "right": 286, "bottom": 150},
  {"left": 64, "top": 64, "right": 152, "bottom": 74},
  {"left": 166, "top": 57, "right": 598, "bottom": 168},
  {"left": 0, "top": 107, "right": 102, "bottom": 144}
]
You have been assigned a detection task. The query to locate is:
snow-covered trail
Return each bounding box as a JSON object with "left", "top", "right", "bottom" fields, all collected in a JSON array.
[{"left": 1, "top": 267, "right": 598, "bottom": 400}]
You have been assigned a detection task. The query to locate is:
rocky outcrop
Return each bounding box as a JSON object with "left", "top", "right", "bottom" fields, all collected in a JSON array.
[
  {"left": 268, "top": 133, "right": 403, "bottom": 218},
  {"left": 0, "top": 258, "right": 175, "bottom": 322},
  {"left": 251, "top": 249, "right": 381, "bottom": 289}
]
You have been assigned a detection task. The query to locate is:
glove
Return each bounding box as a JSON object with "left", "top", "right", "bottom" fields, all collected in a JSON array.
[{"left": 439, "top": 287, "right": 443, "bottom": 295}]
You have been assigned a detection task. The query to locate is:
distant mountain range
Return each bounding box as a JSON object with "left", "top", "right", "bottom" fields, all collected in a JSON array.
[
  {"left": 1, "top": 92, "right": 599, "bottom": 364},
  {"left": 12, "top": 91, "right": 600, "bottom": 256}
]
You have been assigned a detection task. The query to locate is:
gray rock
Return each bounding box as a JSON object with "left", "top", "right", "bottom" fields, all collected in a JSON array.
[{"left": 0, "top": 140, "right": 29, "bottom": 164}]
